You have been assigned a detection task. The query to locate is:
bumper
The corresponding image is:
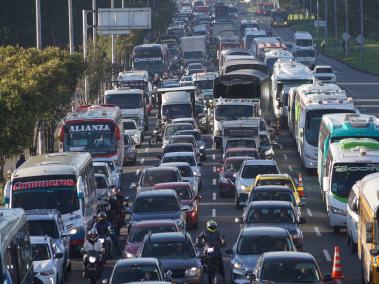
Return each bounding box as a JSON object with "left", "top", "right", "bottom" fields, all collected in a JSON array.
[
  {"left": 231, "top": 269, "right": 250, "bottom": 284},
  {"left": 35, "top": 274, "right": 56, "bottom": 284},
  {"left": 329, "top": 211, "right": 347, "bottom": 227},
  {"left": 219, "top": 182, "right": 235, "bottom": 196},
  {"left": 303, "top": 155, "right": 317, "bottom": 169},
  {"left": 171, "top": 275, "right": 203, "bottom": 284}
]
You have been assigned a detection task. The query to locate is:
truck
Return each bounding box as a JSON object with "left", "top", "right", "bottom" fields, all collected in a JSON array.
[
  {"left": 181, "top": 36, "right": 207, "bottom": 66},
  {"left": 212, "top": 21, "right": 236, "bottom": 40}
]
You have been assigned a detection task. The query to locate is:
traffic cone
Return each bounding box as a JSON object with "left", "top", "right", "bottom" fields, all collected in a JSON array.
[
  {"left": 297, "top": 174, "right": 304, "bottom": 197},
  {"left": 331, "top": 246, "right": 344, "bottom": 279}
]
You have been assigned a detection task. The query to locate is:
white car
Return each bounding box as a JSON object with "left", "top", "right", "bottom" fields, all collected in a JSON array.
[
  {"left": 31, "top": 236, "right": 65, "bottom": 284},
  {"left": 123, "top": 119, "right": 142, "bottom": 146},
  {"left": 313, "top": 65, "right": 337, "bottom": 83},
  {"left": 160, "top": 162, "right": 199, "bottom": 195},
  {"left": 93, "top": 161, "right": 119, "bottom": 188},
  {"left": 179, "top": 75, "right": 194, "bottom": 86},
  {"left": 95, "top": 173, "right": 110, "bottom": 198},
  {"left": 234, "top": 159, "right": 280, "bottom": 208}
]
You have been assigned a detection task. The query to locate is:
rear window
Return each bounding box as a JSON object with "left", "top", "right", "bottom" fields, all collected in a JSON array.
[
  {"left": 164, "top": 145, "right": 194, "bottom": 154},
  {"left": 134, "top": 196, "right": 180, "bottom": 212},
  {"left": 95, "top": 175, "right": 108, "bottom": 189},
  {"left": 316, "top": 67, "right": 333, "bottom": 73},
  {"left": 241, "top": 164, "right": 278, "bottom": 178},
  {"left": 250, "top": 191, "right": 295, "bottom": 205},
  {"left": 177, "top": 166, "right": 193, "bottom": 177},
  {"left": 170, "top": 137, "right": 195, "bottom": 144},
  {"left": 129, "top": 225, "right": 178, "bottom": 242},
  {"left": 227, "top": 151, "right": 258, "bottom": 159},
  {"left": 28, "top": 220, "right": 60, "bottom": 239},
  {"left": 224, "top": 159, "right": 245, "bottom": 171},
  {"left": 166, "top": 125, "right": 193, "bottom": 136},
  {"left": 142, "top": 170, "right": 179, "bottom": 187},
  {"left": 256, "top": 179, "right": 295, "bottom": 191},
  {"left": 226, "top": 140, "right": 257, "bottom": 149},
  {"left": 162, "top": 155, "right": 196, "bottom": 166},
  {"left": 123, "top": 121, "right": 136, "bottom": 129}
]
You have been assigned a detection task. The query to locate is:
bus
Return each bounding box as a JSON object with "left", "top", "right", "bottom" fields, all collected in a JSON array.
[
  {"left": 290, "top": 84, "right": 356, "bottom": 169},
  {"left": 264, "top": 49, "right": 294, "bottom": 74},
  {"left": 322, "top": 138, "right": 379, "bottom": 233},
  {"left": 60, "top": 104, "right": 124, "bottom": 170},
  {"left": 131, "top": 44, "right": 169, "bottom": 78},
  {"left": 4, "top": 152, "right": 97, "bottom": 250},
  {"left": 0, "top": 208, "right": 34, "bottom": 284},
  {"left": 318, "top": 113, "right": 379, "bottom": 187},
  {"left": 271, "top": 10, "right": 289, "bottom": 27}
]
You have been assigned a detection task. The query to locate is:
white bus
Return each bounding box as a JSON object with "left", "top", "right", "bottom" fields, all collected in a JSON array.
[
  {"left": 271, "top": 60, "right": 313, "bottom": 122},
  {"left": 290, "top": 84, "right": 356, "bottom": 169},
  {"left": 322, "top": 138, "right": 379, "bottom": 233},
  {"left": 4, "top": 152, "right": 97, "bottom": 251}
]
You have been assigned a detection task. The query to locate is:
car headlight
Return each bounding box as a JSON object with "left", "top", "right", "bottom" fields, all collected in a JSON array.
[
  {"left": 233, "top": 262, "right": 246, "bottom": 270},
  {"left": 240, "top": 185, "right": 250, "bottom": 192},
  {"left": 40, "top": 269, "right": 55, "bottom": 276},
  {"left": 220, "top": 175, "right": 228, "bottom": 183},
  {"left": 199, "top": 144, "right": 205, "bottom": 149},
  {"left": 88, "top": 256, "right": 97, "bottom": 263},
  {"left": 126, "top": 252, "right": 134, "bottom": 258},
  {"left": 185, "top": 267, "right": 200, "bottom": 277},
  {"left": 133, "top": 133, "right": 139, "bottom": 138},
  {"left": 330, "top": 206, "right": 347, "bottom": 216}
]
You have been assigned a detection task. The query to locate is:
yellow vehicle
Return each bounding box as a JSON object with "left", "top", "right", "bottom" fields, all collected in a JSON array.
[
  {"left": 356, "top": 173, "right": 379, "bottom": 284},
  {"left": 252, "top": 174, "right": 304, "bottom": 205}
]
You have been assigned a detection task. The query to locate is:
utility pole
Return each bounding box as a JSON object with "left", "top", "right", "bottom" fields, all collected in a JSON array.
[
  {"left": 92, "top": 0, "right": 97, "bottom": 45},
  {"left": 111, "top": 0, "right": 116, "bottom": 80},
  {"left": 35, "top": 0, "right": 42, "bottom": 49},
  {"left": 68, "top": 0, "right": 74, "bottom": 53},
  {"left": 359, "top": 0, "right": 364, "bottom": 63},
  {"left": 334, "top": 0, "right": 337, "bottom": 48},
  {"left": 83, "top": 10, "right": 89, "bottom": 104},
  {"left": 316, "top": 0, "right": 319, "bottom": 40},
  {"left": 324, "top": 0, "right": 328, "bottom": 48},
  {"left": 344, "top": 0, "right": 349, "bottom": 56}
]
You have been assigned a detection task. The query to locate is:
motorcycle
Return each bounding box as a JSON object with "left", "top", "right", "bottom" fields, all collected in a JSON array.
[
  {"left": 149, "top": 124, "right": 163, "bottom": 146},
  {"left": 83, "top": 250, "right": 103, "bottom": 284},
  {"left": 203, "top": 245, "right": 220, "bottom": 284}
]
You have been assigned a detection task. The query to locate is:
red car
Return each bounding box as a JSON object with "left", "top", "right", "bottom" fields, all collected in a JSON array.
[
  {"left": 223, "top": 147, "right": 259, "bottom": 161},
  {"left": 154, "top": 182, "right": 201, "bottom": 229},
  {"left": 218, "top": 156, "right": 249, "bottom": 197},
  {"left": 123, "top": 219, "right": 179, "bottom": 258}
]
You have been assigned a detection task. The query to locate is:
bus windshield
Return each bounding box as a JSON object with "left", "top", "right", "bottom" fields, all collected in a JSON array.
[
  {"left": 162, "top": 104, "right": 192, "bottom": 119},
  {"left": 331, "top": 163, "right": 379, "bottom": 198},
  {"left": 105, "top": 93, "right": 143, "bottom": 109},
  {"left": 12, "top": 176, "right": 79, "bottom": 215},
  {"left": 133, "top": 58, "right": 163, "bottom": 74},
  {"left": 64, "top": 122, "right": 116, "bottom": 154},
  {"left": 194, "top": 80, "right": 213, "bottom": 90},
  {"left": 215, "top": 105, "right": 254, "bottom": 121}
]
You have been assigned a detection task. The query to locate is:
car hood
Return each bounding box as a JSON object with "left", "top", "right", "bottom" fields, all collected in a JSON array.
[
  {"left": 131, "top": 211, "right": 181, "bottom": 222},
  {"left": 245, "top": 223, "right": 298, "bottom": 233},
  {"left": 239, "top": 178, "right": 254, "bottom": 187},
  {"left": 223, "top": 170, "right": 236, "bottom": 179},
  {"left": 125, "top": 241, "right": 141, "bottom": 255},
  {"left": 159, "top": 257, "right": 200, "bottom": 271},
  {"left": 233, "top": 254, "right": 260, "bottom": 270},
  {"left": 33, "top": 259, "right": 54, "bottom": 273}
]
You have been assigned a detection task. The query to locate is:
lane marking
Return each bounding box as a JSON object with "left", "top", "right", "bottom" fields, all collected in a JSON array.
[
  {"left": 288, "top": 165, "right": 293, "bottom": 172},
  {"left": 140, "top": 158, "right": 145, "bottom": 164},
  {"left": 212, "top": 179, "right": 216, "bottom": 185},
  {"left": 213, "top": 166, "right": 216, "bottom": 173},
  {"left": 212, "top": 209, "right": 216, "bottom": 217},
  {"left": 199, "top": 202, "right": 234, "bottom": 206},
  {"left": 213, "top": 192, "right": 216, "bottom": 201},
  {"left": 306, "top": 208, "right": 313, "bottom": 217},
  {"left": 283, "top": 154, "right": 288, "bottom": 160},
  {"left": 135, "top": 169, "right": 140, "bottom": 175},
  {"left": 212, "top": 154, "right": 216, "bottom": 160},
  {"left": 323, "top": 249, "right": 331, "bottom": 262},
  {"left": 145, "top": 148, "right": 149, "bottom": 153},
  {"left": 314, "top": 226, "right": 321, "bottom": 237}
]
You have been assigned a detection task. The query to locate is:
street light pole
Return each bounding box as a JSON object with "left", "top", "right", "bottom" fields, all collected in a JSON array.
[
  {"left": 334, "top": 0, "right": 337, "bottom": 48},
  {"left": 68, "top": 0, "right": 74, "bottom": 54},
  {"left": 92, "top": 0, "right": 97, "bottom": 45},
  {"left": 83, "top": 10, "right": 89, "bottom": 104},
  {"left": 324, "top": 0, "right": 328, "bottom": 48},
  {"left": 35, "top": 0, "right": 42, "bottom": 49},
  {"left": 344, "top": 0, "right": 349, "bottom": 56}
]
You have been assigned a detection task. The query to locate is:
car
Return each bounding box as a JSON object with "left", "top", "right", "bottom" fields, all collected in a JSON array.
[
  {"left": 94, "top": 159, "right": 121, "bottom": 187},
  {"left": 160, "top": 152, "right": 202, "bottom": 189},
  {"left": 139, "top": 232, "right": 203, "bottom": 284},
  {"left": 179, "top": 75, "right": 194, "bottom": 86},
  {"left": 169, "top": 135, "right": 200, "bottom": 160},
  {"left": 347, "top": 184, "right": 359, "bottom": 253},
  {"left": 234, "top": 159, "right": 280, "bottom": 208},
  {"left": 123, "top": 119, "right": 142, "bottom": 146},
  {"left": 172, "top": 118, "right": 198, "bottom": 129},
  {"left": 225, "top": 138, "right": 258, "bottom": 154},
  {"left": 162, "top": 79, "right": 181, "bottom": 88},
  {"left": 227, "top": 227, "right": 296, "bottom": 284},
  {"left": 123, "top": 133, "right": 137, "bottom": 165},
  {"left": 154, "top": 182, "right": 201, "bottom": 229},
  {"left": 236, "top": 201, "right": 307, "bottom": 250},
  {"left": 163, "top": 123, "right": 194, "bottom": 147},
  {"left": 26, "top": 209, "right": 71, "bottom": 273},
  {"left": 218, "top": 156, "right": 249, "bottom": 198},
  {"left": 127, "top": 190, "right": 187, "bottom": 232},
  {"left": 253, "top": 173, "right": 305, "bottom": 202},
  {"left": 250, "top": 251, "right": 332, "bottom": 283},
  {"left": 132, "top": 166, "right": 182, "bottom": 192},
  {"left": 94, "top": 173, "right": 110, "bottom": 198},
  {"left": 247, "top": 185, "right": 303, "bottom": 217},
  {"left": 105, "top": 258, "right": 166, "bottom": 283},
  {"left": 223, "top": 147, "right": 259, "bottom": 161},
  {"left": 93, "top": 161, "right": 118, "bottom": 187},
  {"left": 313, "top": 65, "right": 336, "bottom": 83},
  {"left": 31, "top": 236, "right": 65, "bottom": 284},
  {"left": 176, "top": 129, "right": 207, "bottom": 160},
  {"left": 123, "top": 220, "right": 179, "bottom": 258},
  {"left": 259, "top": 132, "right": 274, "bottom": 159},
  {"left": 186, "top": 63, "right": 206, "bottom": 75},
  {"left": 194, "top": 103, "right": 209, "bottom": 133},
  {"left": 160, "top": 143, "right": 197, "bottom": 160},
  {"left": 160, "top": 162, "right": 199, "bottom": 195}
]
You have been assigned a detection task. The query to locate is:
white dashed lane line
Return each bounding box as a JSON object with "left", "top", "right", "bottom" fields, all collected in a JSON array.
[
  {"left": 314, "top": 227, "right": 321, "bottom": 237},
  {"left": 212, "top": 154, "right": 216, "bottom": 160},
  {"left": 283, "top": 154, "right": 288, "bottom": 160},
  {"left": 212, "top": 209, "right": 216, "bottom": 217},
  {"left": 135, "top": 169, "right": 140, "bottom": 175},
  {"left": 212, "top": 179, "right": 216, "bottom": 185},
  {"left": 323, "top": 249, "right": 331, "bottom": 262},
  {"left": 288, "top": 165, "right": 293, "bottom": 172},
  {"left": 145, "top": 147, "right": 149, "bottom": 153},
  {"left": 213, "top": 166, "right": 216, "bottom": 173},
  {"left": 306, "top": 208, "right": 313, "bottom": 217}
]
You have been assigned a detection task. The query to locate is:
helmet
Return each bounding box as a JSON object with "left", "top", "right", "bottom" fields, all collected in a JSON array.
[
  {"left": 206, "top": 220, "right": 217, "bottom": 233},
  {"left": 88, "top": 228, "right": 98, "bottom": 241},
  {"left": 97, "top": 211, "right": 107, "bottom": 221},
  {"left": 111, "top": 187, "right": 121, "bottom": 196}
]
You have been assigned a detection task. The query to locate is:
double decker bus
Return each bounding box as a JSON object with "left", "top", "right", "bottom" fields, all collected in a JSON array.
[{"left": 60, "top": 104, "right": 124, "bottom": 170}]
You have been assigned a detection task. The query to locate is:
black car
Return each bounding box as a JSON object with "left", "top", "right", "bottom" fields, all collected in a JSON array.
[
  {"left": 105, "top": 258, "right": 166, "bottom": 283},
  {"left": 176, "top": 130, "right": 207, "bottom": 160},
  {"left": 132, "top": 166, "right": 182, "bottom": 192},
  {"left": 139, "top": 232, "right": 203, "bottom": 284},
  {"left": 127, "top": 190, "right": 187, "bottom": 232},
  {"left": 161, "top": 143, "right": 197, "bottom": 157}
]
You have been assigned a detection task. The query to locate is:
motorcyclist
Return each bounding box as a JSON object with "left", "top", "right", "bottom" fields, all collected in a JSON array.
[
  {"left": 196, "top": 220, "right": 225, "bottom": 280},
  {"left": 82, "top": 228, "right": 103, "bottom": 276},
  {"left": 93, "top": 211, "right": 114, "bottom": 258},
  {"left": 109, "top": 186, "right": 127, "bottom": 237}
]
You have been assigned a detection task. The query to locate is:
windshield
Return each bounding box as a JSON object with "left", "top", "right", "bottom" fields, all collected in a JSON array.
[
  {"left": 316, "top": 67, "right": 333, "bottom": 73},
  {"left": 215, "top": 105, "right": 254, "bottom": 121},
  {"left": 177, "top": 166, "right": 194, "bottom": 177},
  {"left": 331, "top": 163, "right": 379, "bottom": 198},
  {"left": 141, "top": 170, "right": 179, "bottom": 187},
  {"left": 295, "top": 49, "right": 316, "bottom": 57},
  {"left": 296, "top": 39, "right": 313, "bottom": 47},
  {"left": 162, "top": 104, "right": 193, "bottom": 119},
  {"left": 133, "top": 58, "right": 163, "bottom": 74},
  {"left": 194, "top": 80, "right": 214, "bottom": 90},
  {"left": 95, "top": 176, "right": 108, "bottom": 189},
  {"left": 142, "top": 241, "right": 195, "bottom": 258},
  {"left": 129, "top": 225, "right": 177, "bottom": 242},
  {"left": 177, "top": 131, "right": 201, "bottom": 140},
  {"left": 165, "top": 124, "right": 193, "bottom": 137},
  {"left": 247, "top": 207, "right": 296, "bottom": 224},
  {"left": 256, "top": 179, "right": 295, "bottom": 191},
  {"left": 227, "top": 140, "right": 257, "bottom": 149},
  {"left": 273, "top": 12, "right": 288, "bottom": 21},
  {"left": 64, "top": 122, "right": 116, "bottom": 154},
  {"left": 224, "top": 159, "right": 245, "bottom": 171},
  {"left": 227, "top": 150, "right": 258, "bottom": 159},
  {"left": 134, "top": 196, "right": 180, "bottom": 212},
  {"left": 123, "top": 121, "right": 136, "bottom": 129},
  {"left": 262, "top": 260, "right": 321, "bottom": 282},
  {"left": 225, "top": 64, "right": 267, "bottom": 74},
  {"left": 172, "top": 186, "right": 192, "bottom": 200},
  {"left": 12, "top": 176, "right": 79, "bottom": 215},
  {"left": 105, "top": 93, "right": 142, "bottom": 109},
  {"left": 305, "top": 109, "right": 355, "bottom": 146},
  {"left": 32, "top": 244, "right": 51, "bottom": 261},
  {"left": 250, "top": 191, "right": 295, "bottom": 205},
  {"left": 241, "top": 165, "right": 278, "bottom": 179},
  {"left": 28, "top": 220, "right": 60, "bottom": 238},
  {"left": 184, "top": 51, "right": 203, "bottom": 59},
  {"left": 162, "top": 155, "right": 196, "bottom": 166},
  {"left": 112, "top": 265, "right": 161, "bottom": 283},
  {"left": 237, "top": 236, "right": 292, "bottom": 255}
]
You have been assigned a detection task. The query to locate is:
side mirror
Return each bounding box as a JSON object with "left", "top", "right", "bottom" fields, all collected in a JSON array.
[
  {"left": 234, "top": 217, "right": 243, "bottom": 224},
  {"left": 225, "top": 248, "right": 233, "bottom": 254},
  {"left": 299, "top": 217, "right": 307, "bottom": 224},
  {"left": 195, "top": 195, "right": 202, "bottom": 200},
  {"left": 130, "top": 183, "right": 137, "bottom": 190},
  {"left": 54, "top": 252, "right": 64, "bottom": 259},
  {"left": 102, "top": 280, "right": 109, "bottom": 284},
  {"left": 182, "top": 205, "right": 190, "bottom": 211}
]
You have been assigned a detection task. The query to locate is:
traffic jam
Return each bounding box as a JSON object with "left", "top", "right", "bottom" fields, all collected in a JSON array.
[{"left": 3, "top": 1, "right": 379, "bottom": 284}]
